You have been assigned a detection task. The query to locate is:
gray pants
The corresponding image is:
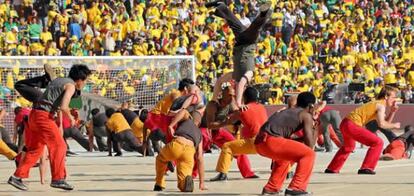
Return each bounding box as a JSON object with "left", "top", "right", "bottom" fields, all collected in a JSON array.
[
  {"left": 115, "top": 130, "right": 144, "bottom": 155},
  {"left": 320, "top": 110, "right": 343, "bottom": 151},
  {"left": 64, "top": 127, "right": 92, "bottom": 151},
  {"left": 93, "top": 126, "right": 108, "bottom": 151},
  {"left": 366, "top": 120, "right": 396, "bottom": 143},
  {"left": 0, "top": 127, "right": 18, "bottom": 152}
]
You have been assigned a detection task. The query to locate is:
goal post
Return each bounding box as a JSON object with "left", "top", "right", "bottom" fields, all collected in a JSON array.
[{"left": 0, "top": 55, "right": 196, "bottom": 134}]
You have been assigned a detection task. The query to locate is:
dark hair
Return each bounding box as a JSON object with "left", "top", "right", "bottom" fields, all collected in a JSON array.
[
  {"left": 105, "top": 108, "right": 116, "bottom": 118},
  {"left": 405, "top": 125, "right": 414, "bottom": 133},
  {"left": 243, "top": 86, "right": 259, "bottom": 103},
  {"left": 14, "top": 106, "right": 22, "bottom": 115},
  {"left": 69, "top": 64, "right": 92, "bottom": 81},
  {"left": 91, "top": 108, "right": 100, "bottom": 116},
  {"left": 296, "top": 92, "right": 316, "bottom": 108},
  {"left": 138, "top": 109, "right": 148, "bottom": 122},
  {"left": 377, "top": 85, "right": 398, "bottom": 100},
  {"left": 178, "top": 78, "right": 194, "bottom": 91}
]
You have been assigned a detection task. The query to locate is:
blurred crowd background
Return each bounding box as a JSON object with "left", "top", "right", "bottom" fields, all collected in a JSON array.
[{"left": 1, "top": 0, "right": 414, "bottom": 105}]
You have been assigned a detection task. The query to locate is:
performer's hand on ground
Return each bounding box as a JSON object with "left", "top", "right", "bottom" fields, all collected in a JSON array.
[{"left": 199, "top": 183, "right": 208, "bottom": 190}]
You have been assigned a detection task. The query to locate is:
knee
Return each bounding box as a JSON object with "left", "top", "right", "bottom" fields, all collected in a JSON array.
[
  {"left": 372, "top": 137, "right": 384, "bottom": 148},
  {"left": 341, "top": 144, "right": 356, "bottom": 153},
  {"left": 221, "top": 142, "right": 232, "bottom": 153}
]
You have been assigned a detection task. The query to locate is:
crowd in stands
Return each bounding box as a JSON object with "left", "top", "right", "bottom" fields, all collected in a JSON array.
[{"left": 1, "top": 0, "right": 414, "bottom": 104}]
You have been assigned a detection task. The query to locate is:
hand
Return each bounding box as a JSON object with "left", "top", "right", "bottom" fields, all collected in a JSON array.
[
  {"left": 238, "top": 104, "right": 249, "bottom": 112},
  {"left": 394, "top": 122, "right": 401, "bottom": 129},
  {"left": 70, "top": 117, "right": 76, "bottom": 127},
  {"left": 199, "top": 183, "right": 208, "bottom": 191},
  {"left": 391, "top": 101, "right": 399, "bottom": 113},
  {"left": 168, "top": 126, "right": 175, "bottom": 138}
]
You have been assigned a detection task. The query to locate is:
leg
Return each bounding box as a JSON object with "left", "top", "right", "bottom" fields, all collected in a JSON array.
[
  {"left": 330, "top": 110, "right": 344, "bottom": 144},
  {"left": 256, "top": 136, "right": 315, "bottom": 192},
  {"left": 212, "top": 128, "right": 255, "bottom": 178},
  {"left": 65, "top": 127, "right": 91, "bottom": 151},
  {"left": 176, "top": 144, "right": 196, "bottom": 192},
  {"left": 320, "top": 113, "right": 333, "bottom": 151},
  {"left": 350, "top": 125, "right": 384, "bottom": 171},
  {"left": 326, "top": 119, "right": 357, "bottom": 172},
  {"left": 237, "top": 3, "right": 272, "bottom": 45},
  {"left": 378, "top": 128, "right": 397, "bottom": 143},
  {"left": 235, "top": 71, "right": 253, "bottom": 107},
  {"left": 155, "top": 140, "right": 188, "bottom": 189},
  {"left": 212, "top": 72, "right": 233, "bottom": 101},
  {"left": 14, "top": 75, "right": 49, "bottom": 103},
  {"left": 214, "top": 4, "right": 246, "bottom": 37},
  {"left": 216, "top": 138, "right": 256, "bottom": 174},
  {"left": 116, "top": 131, "right": 144, "bottom": 155},
  {"left": 0, "top": 139, "right": 17, "bottom": 160}
]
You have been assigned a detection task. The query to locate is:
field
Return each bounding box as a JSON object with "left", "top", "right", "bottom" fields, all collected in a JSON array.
[{"left": 1, "top": 137, "right": 413, "bottom": 196}]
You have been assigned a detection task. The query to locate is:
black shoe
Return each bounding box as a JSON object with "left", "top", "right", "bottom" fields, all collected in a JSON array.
[
  {"left": 286, "top": 171, "right": 294, "bottom": 179},
  {"left": 66, "top": 151, "right": 78, "bottom": 156},
  {"left": 183, "top": 175, "right": 194, "bottom": 192},
  {"left": 167, "top": 161, "right": 175, "bottom": 173},
  {"left": 314, "top": 146, "right": 325, "bottom": 152},
  {"left": 358, "top": 169, "right": 376, "bottom": 175},
  {"left": 285, "top": 189, "right": 312, "bottom": 196},
  {"left": 205, "top": 0, "right": 225, "bottom": 8},
  {"left": 153, "top": 184, "right": 164, "bottom": 191},
  {"left": 246, "top": 174, "right": 260, "bottom": 179},
  {"left": 8, "top": 176, "right": 28, "bottom": 191},
  {"left": 210, "top": 172, "right": 228, "bottom": 181},
  {"left": 262, "top": 187, "right": 282, "bottom": 195},
  {"left": 114, "top": 153, "right": 123, "bottom": 156},
  {"left": 50, "top": 180, "right": 74, "bottom": 190},
  {"left": 324, "top": 169, "right": 337, "bottom": 174}
]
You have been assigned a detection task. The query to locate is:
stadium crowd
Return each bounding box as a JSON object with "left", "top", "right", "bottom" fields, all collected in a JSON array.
[{"left": 0, "top": 0, "right": 414, "bottom": 104}]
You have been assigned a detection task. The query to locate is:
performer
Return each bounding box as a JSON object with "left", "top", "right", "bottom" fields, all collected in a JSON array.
[
  {"left": 316, "top": 101, "right": 343, "bottom": 152},
  {"left": 87, "top": 108, "right": 108, "bottom": 152},
  {"left": 105, "top": 108, "right": 144, "bottom": 156},
  {"left": 143, "top": 78, "right": 193, "bottom": 154},
  {"left": 204, "top": 84, "right": 258, "bottom": 180},
  {"left": 154, "top": 111, "right": 206, "bottom": 192},
  {"left": 255, "top": 92, "right": 317, "bottom": 195},
  {"left": 325, "top": 86, "right": 400, "bottom": 175},
  {"left": 8, "top": 64, "right": 91, "bottom": 191},
  {"left": 208, "top": 0, "right": 272, "bottom": 109},
  {"left": 380, "top": 125, "right": 414, "bottom": 161},
  {"left": 211, "top": 87, "right": 267, "bottom": 181}
]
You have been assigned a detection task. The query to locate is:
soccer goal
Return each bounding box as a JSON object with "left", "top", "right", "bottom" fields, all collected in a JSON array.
[{"left": 0, "top": 56, "right": 196, "bottom": 134}]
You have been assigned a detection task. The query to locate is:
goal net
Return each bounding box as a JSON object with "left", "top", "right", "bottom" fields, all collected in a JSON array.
[{"left": 0, "top": 56, "right": 195, "bottom": 135}]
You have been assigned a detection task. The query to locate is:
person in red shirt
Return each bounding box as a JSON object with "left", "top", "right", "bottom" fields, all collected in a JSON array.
[{"left": 211, "top": 87, "right": 267, "bottom": 181}]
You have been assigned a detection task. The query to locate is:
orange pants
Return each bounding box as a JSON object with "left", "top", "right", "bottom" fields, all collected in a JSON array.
[
  {"left": 382, "top": 140, "right": 407, "bottom": 160},
  {"left": 255, "top": 132, "right": 315, "bottom": 192},
  {"left": 14, "top": 110, "right": 67, "bottom": 180}
]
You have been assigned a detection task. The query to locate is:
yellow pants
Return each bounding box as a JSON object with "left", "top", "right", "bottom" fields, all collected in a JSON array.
[
  {"left": 155, "top": 139, "right": 195, "bottom": 191},
  {"left": 216, "top": 138, "right": 256, "bottom": 173},
  {"left": 0, "top": 139, "right": 17, "bottom": 160}
]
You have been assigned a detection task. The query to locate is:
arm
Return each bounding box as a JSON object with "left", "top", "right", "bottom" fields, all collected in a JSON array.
[
  {"left": 301, "top": 112, "right": 317, "bottom": 148},
  {"left": 0, "top": 109, "right": 6, "bottom": 122},
  {"left": 60, "top": 83, "right": 76, "bottom": 127},
  {"left": 385, "top": 101, "right": 398, "bottom": 122},
  {"left": 376, "top": 104, "right": 400, "bottom": 129},
  {"left": 196, "top": 141, "right": 207, "bottom": 190},
  {"left": 168, "top": 110, "right": 191, "bottom": 137}
]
